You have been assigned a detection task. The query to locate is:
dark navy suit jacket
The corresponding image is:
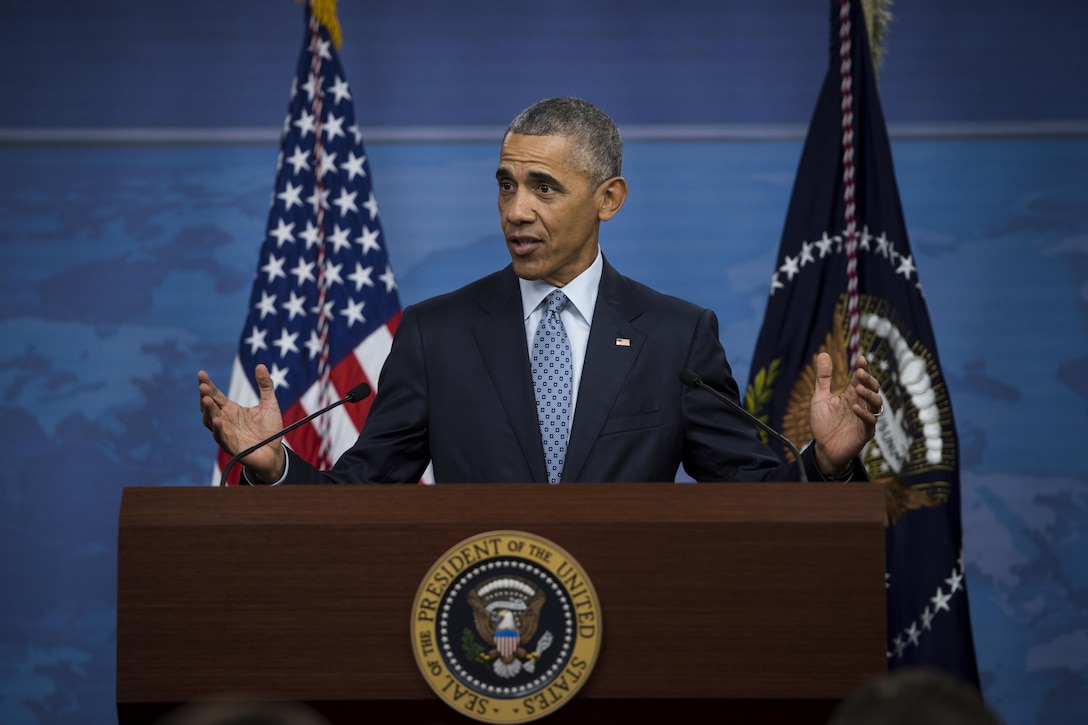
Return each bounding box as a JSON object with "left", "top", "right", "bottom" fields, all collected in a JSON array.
[{"left": 282, "top": 259, "right": 820, "bottom": 484}]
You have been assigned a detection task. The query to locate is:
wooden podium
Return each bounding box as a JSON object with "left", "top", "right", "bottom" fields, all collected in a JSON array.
[{"left": 117, "top": 483, "right": 886, "bottom": 723}]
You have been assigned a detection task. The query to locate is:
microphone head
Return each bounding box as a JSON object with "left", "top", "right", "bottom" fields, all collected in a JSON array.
[
  {"left": 678, "top": 369, "right": 702, "bottom": 387},
  {"left": 345, "top": 381, "right": 372, "bottom": 403}
]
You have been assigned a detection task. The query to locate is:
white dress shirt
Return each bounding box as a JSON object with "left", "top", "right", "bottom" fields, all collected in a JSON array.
[{"left": 518, "top": 249, "right": 603, "bottom": 420}]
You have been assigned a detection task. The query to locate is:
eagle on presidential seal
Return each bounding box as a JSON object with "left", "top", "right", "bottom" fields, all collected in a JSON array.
[
  {"left": 771, "top": 301, "right": 949, "bottom": 525},
  {"left": 465, "top": 577, "right": 554, "bottom": 679}
]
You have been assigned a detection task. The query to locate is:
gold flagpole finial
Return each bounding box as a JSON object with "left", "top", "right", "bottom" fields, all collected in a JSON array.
[
  {"left": 861, "top": 0, "right": 893, "bottom": 78},
  {"left": 301, "top": 0, "right": 343, "bottom": 50}
]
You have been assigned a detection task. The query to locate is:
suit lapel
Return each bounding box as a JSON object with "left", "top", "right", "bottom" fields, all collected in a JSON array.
[
  {"left": 562, "top": 262, "right": 645, "bottom": 482},
  {"left": 472, "top": 268, "right": 550, "bottom": 482}
]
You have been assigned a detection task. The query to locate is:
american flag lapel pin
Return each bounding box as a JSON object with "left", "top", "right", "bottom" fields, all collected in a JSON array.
[{"left": 615, "top": 337, "right": 631, "bottom": 347}]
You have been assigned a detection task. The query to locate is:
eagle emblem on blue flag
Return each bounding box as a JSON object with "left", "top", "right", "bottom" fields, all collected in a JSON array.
[{"left": 778, "top": 301, "right": 945, "bottom": 524}]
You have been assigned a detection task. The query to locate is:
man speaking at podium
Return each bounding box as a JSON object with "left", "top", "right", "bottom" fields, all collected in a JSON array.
[{"left": 198, "top": 97, "right": 882, "bottom": 486}]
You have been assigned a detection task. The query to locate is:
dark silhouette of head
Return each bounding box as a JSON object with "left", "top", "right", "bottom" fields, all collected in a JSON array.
[{"left": 829, "top": 669, "right": 1003, "bottom": 725}]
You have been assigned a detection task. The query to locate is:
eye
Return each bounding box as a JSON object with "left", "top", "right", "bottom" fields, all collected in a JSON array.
[
  {"left": 537, "top": 183, "right": 554, "bottom": 194},
  {"left": 498, "top": 180, "right": 514, "bottom": 192}
]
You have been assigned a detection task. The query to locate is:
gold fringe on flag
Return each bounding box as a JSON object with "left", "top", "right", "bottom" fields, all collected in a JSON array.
[
  {"left": 861, "top": 0, "right": 893, "bottom": 78},
  {"left": 300, "top": 0, "right": 343, "bottom": 49}
]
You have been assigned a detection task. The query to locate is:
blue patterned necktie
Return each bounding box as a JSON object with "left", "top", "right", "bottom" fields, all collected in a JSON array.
[{"left": 531, "top": 290, "right": 573, "bottom": 484}]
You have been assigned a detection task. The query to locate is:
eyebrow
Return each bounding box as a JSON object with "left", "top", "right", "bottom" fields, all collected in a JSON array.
[{"left": 495, "top": 167, "right": 564, "bottom": 189}]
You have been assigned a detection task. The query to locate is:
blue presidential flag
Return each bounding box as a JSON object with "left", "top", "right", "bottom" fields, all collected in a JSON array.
[
  {"left": 214, "top": 1, "right": 402, "bottom": 484},
  {"left": 744, "top": 0, "right": 979, "bottom": 684}
]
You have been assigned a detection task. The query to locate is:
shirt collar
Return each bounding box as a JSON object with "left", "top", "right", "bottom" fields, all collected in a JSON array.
[{"left": 520, "top": 248, "right": 603, "bottom": 325}]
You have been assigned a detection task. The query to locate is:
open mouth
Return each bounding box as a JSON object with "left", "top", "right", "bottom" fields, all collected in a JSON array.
[{"left": 507, "top": 237, "right": 543, "bottom": 256}]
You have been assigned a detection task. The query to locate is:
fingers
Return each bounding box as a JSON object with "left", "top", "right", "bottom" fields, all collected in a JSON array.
[
  {"left": 253, "top": 363, "right": 278, "bottom": 406},
  {"left": 814, "top": 351, "right": 833, "bottom": 395},
  {"left": 197, "top": 370, "right": 211, "bottom": 406},
  {"left": 197, "top": 370, "right": 221, "bottom": 430},
  {"left": 198, "top": 369, "right": 229, "bottom": 407},
  {"left": 851, "top": 355, "right": 883, "bottom": 419},
  {"left": 253, "top": 363, "right": 274, "bottom": 391}
]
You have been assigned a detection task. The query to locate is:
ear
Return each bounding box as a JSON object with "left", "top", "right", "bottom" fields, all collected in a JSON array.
[{"left": 596, "top": 176, "right": 628, "bottom": 222}]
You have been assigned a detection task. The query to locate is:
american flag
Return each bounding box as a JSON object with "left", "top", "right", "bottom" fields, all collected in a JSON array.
[{"left": 214, "top": 2, "right": 401, "bottom": 484}]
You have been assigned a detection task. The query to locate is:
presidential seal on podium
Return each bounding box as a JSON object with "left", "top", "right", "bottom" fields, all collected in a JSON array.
[{"left": 411, "top": 530, "right": 602, "bottom": 723}]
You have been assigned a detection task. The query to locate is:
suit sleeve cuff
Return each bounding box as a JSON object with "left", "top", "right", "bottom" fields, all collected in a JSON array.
[
  {"left": 242, "top": 443, "right": 290, "bottom": 486},
  {"left": 801, "top": 442, "right": 858, "bottom": 482}
]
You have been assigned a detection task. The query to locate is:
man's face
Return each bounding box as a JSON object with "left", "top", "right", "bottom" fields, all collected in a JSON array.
[{"left": 496, "top": 133, "right": 609, "bottom": 287}]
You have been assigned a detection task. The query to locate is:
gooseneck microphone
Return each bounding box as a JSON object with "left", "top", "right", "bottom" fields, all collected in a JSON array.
[
  {"left": 679, "top": 369, "right": 807, "bottom": 482},
  {"left": 218, "top": 381, "right": 372, "bottom": 487}
]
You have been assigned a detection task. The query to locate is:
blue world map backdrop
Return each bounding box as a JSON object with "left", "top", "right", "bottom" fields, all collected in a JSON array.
[{"left": 1, "top": 2, "right": 1087, "bottom": 724}]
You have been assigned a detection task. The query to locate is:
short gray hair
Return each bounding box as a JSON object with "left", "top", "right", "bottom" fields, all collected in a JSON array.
[{"left": 505, "top": 97, "right": 623, "bottom": 186}]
